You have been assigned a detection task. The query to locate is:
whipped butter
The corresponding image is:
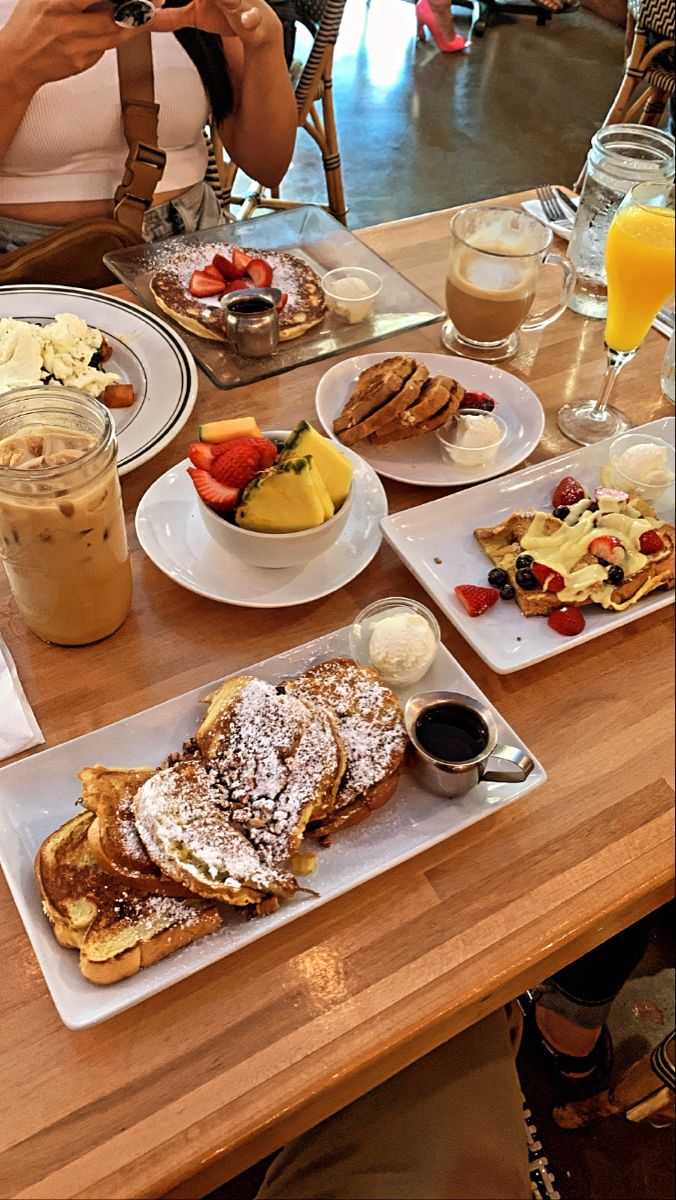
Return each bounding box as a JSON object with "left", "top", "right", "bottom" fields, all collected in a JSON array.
[
  {"left": 441, "top": 412, "right": 505, "bottom": 467},
  {"left": 368, "top": 612, "right": 437, "bottom": 684}
]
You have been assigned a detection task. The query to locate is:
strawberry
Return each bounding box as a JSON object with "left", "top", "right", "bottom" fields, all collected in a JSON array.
[
  {"left": 459, "top": 391, "right": 496, "bottom": 412},
  {"left": 223, "top": 278, "right": 250, "bottom": 293},
  {"left": 211, "top": 436, "right": 278, "bottom": 489},
  {"left": 454, "top": 585, "right": 499, "bottom": 617},
  {"left": 212, "top": 252, "right": 241, "bottom": 281},
  {"left": 189, "top": 269, "right": 224, "bottom": 298},
  {"left": 232, "top": 247, "right": 253, "bottom": 275},
  {"left": 589, "top": 534, "right": 625, "bottom": 565},
  {"left": 552, "top": 475, "right": 587, "bottom": 508},
  {"left": 246, "top": 257, "right": 274, "bottom": 288},
  {"left": 187, "top": 441, "right": 215, "bottom": 471},
  {"left": 276, "top": 291, "right": 289, "bottom": 312},
  {"left": 548, "top": 607, "right": 586, "bottom": 637},
  {"left": 531, "top": 562, "right": 565, "bottom": 592},
  {"left": 187, "top": 467, "right": 239, "bottom": 512},
  {"left": 639, "top": 529, "right": 665, "bottom": 555},
  {"left": 595, "top": 486, "right": 629, "bottom": 507},
  {"left": 203, "top": 264, "right": 225, "bottom": 283}
]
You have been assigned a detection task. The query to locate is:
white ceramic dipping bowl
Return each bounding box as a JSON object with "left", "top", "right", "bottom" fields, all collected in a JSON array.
[{"left": 194, "top": 430, "right": 354, "bottom": 568}]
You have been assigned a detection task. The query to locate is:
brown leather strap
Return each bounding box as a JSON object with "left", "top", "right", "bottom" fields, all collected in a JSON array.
[{"left": 114, "top": 32, "right": 166, "bottom": 237}]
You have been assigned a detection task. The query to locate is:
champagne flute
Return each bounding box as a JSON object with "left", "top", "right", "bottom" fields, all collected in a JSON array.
[{"left": 558, "top": 181, "right": 675, "bottom": 446}]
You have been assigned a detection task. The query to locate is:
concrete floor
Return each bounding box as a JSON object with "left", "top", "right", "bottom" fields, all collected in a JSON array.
[
  {"left": 215, "top": 11, "right": 674, "bottom": 1200},
  {"left": 237, "top": 0, "right": 627, "bottom": 227}
]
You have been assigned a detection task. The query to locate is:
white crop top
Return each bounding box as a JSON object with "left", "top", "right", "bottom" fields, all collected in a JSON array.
[{"left": 0, "top": 2, "right": 210, "bottom": 203}]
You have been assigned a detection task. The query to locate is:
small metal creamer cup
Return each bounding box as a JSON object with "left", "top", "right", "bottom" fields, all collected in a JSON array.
[
  {"left": 220, "top": 289, "right": 280, "bottom": 358},
  {"left": 405, "top": 691, "right": 534, "bottom": 799}
]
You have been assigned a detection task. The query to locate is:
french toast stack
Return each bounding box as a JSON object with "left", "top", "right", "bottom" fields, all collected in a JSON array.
[
  {"left": 334, "top": 356, "right": 465, "bottom": 447},
  {"left": 37, "top": 659, "right": 408, "bottom": 985}
]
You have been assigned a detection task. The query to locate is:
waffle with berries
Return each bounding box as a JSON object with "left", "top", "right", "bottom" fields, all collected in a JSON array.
[
  {"left": 475, "top": 486, "right": 675, "bottom": 617},
  {"left": 150, "top": 244, "right": 326, "bottom": 343}
]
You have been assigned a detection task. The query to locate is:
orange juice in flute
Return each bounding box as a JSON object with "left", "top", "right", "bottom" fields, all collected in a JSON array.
[{"left": 558, "top": 181, "right": 675, "bottom": 445}]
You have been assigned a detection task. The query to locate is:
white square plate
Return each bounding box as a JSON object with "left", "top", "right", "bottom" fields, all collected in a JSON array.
[
  {"left": 382, "top": 418, "right": 675, "bottom": 674},
  {"left": 0, "top": 628, "right": 545, "bottom": 1029}
]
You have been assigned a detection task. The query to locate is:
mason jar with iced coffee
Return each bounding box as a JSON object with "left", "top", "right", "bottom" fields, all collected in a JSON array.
[
  {"left": 0, "top": 387, "right": 132, "bottom": 645},
  {"left": 442, "top": 207, "right": 576, "bottom": 362}
]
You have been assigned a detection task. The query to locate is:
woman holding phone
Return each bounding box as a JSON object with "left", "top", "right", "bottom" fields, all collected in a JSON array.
[{"left": 0, "top": 0, "right": 297, "bottom": 252}]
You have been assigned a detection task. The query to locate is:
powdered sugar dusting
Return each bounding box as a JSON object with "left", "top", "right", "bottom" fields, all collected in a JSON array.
[
  {"left": 134, "top": 760, "right": 295, "bottom": 896},
  {"left": 208, "top": 679, "right": 340, "bottom": 862},
  {"left": 287, "top": 660, "right": 408, "bottom": 806}
]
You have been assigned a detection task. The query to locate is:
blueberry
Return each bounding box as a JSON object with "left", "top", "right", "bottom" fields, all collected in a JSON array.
[
  {"left": 499, "top": 583, "right": 516, "bottom": 601},
  {"left": 516, "top": 568, "right": 537, "bottom": 590},
  {"left": 597, "top": 557, "right": 610, "bottom": 568},
  {"left": 516, "top": 553, "right": 533, "bottom": 570},
  {"left": 607, "top": 565, "right": 625, "bottom": 585},
  {"left": 589, "top": 501, "right": 599, "bottom": 512},
  {"left": 488, "top": 567, "right": 509, "bottom": 588},
  {"left": 552, "top": 505, "right": 570, "bottom": 520}
]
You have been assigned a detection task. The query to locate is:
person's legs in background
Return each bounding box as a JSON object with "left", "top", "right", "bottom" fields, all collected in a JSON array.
[
  {"left": 524, "top": 915, "right": 654, "bottom": 1086},
  {"left": 254, "top": 1007, "right": 530, "bottom": 1200},
  {"left": 416, "top": 1, "right": 466, "bottom": 54}
]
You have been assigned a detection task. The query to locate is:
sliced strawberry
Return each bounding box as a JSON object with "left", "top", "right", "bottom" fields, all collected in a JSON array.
[
  {"left": 552, "top": 475, "right": 587, "bottom": 508},
  {"left": 531, "top": 562, "right": 565, "bottom": 593},
  {"left": 454, "top": 584, "right": 499, "bottom": 617},
  {"left": 212, "top": 252, "right": 241, "bottom": 281},
  {"left": 246, "top": 257, "right": 274, "bottom": 288},
  {"left": 189, "top": 269, "right": 225, "bottom": 298},
  {"left": 232, "top": 247, "right": 253, "bottom": 275},
  {"left": 187, "top": 441, "right": 215, "bottom": 471},
  {"left": 276, "top": 291, "right": 289, "bottom": 313},
  {"left": 548, "top": 607, "right": 585, "bottom": 637},
  {"left": 223, "top": 278, "right": 251, "bottom": 293},
  {"left": 187, "top": 467, "right": 239, "bottom": 512},
  {"left": 639, "top": 529, "right": 665, "bottom": 555},
  {"left": 589, "top": 534, "right": 625, "bottom": 565},
  {"left": 203, "top": 264, "right": 225, "bottom": 283}
]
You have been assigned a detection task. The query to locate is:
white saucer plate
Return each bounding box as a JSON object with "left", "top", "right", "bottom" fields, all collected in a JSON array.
[
  {"left": 135, "top": 449, "right": 387, "bottom": 608},
  {"left": 0, "top": 285, "right": 198, "bottom": 475},
  {"left": 382, "top": 417, "right": 675, "bottom": 674},
  {"left": 314, "top": 351, "right": 545, "bottom": 487}
]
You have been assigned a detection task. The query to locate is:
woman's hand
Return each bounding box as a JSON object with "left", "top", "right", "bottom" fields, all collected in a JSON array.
[
  {"left": 1, "top": 0, "right": 163, "bottom": 91},
  {"left": 152, "top": 0, "right": 284, "bottom": 52}
]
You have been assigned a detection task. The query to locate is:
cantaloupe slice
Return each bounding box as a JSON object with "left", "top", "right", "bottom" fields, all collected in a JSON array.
[{"left": 198, "top": 416, "right": 261, "bottom": 443}]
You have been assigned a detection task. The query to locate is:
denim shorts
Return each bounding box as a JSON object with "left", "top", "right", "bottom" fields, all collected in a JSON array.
[{"left": 0, "top": 181, "right": 228, "bottom": 255}]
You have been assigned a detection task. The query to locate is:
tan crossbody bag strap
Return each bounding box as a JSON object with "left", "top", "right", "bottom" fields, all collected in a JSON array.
[{"left": 114, "top": 32, "right": 167, "bottom": 236}]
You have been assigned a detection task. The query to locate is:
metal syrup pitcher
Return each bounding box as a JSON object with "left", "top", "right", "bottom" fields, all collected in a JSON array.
[{"left": 220, "top": 289, "right": 281, "bottom": 358}]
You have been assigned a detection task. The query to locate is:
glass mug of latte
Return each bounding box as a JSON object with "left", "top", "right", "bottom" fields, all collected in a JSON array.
[
  {"left": 442, "top": 207, "right": 577, "bottom": 362},
  {"left": 0, "top": 387, "right": 132, "bottom": 646}
]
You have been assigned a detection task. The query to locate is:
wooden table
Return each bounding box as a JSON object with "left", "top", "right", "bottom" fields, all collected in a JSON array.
[{"left": 1, "top": 194, "right": 674, "bottom": 1200}]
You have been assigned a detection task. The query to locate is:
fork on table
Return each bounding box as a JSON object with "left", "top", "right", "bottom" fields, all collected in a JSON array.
[{"left": 535, "top": 185, "right": 577, "bottom": 229}]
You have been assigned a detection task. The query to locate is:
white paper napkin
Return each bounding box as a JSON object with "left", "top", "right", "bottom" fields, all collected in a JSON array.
[{"left": 0, "top": 636, "right": 44, "bottom": 760}]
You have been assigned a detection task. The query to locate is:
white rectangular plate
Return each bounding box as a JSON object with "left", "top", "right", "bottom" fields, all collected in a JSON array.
[
  {"left": 0, "top": 628, "right": 545, "bottom": 1029},
  {"left": 382, "top": 417, "right": 675, "bottom": 674}
]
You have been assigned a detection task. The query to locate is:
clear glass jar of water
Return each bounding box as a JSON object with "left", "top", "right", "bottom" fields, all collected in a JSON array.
[{"left": 568, "top": 125, "right": 675, "bottom": 319}]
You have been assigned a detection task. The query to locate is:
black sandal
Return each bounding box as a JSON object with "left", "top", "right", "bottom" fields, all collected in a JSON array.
[{"left": 518, "top": 992, "right": 613, "bottom": 1095}]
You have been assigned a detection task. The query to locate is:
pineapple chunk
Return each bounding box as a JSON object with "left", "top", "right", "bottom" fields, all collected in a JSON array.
[
  {"left": 235, "top": 457, "right": 328, "bottom": 533},
  {"left": 281, "top": 422, "right": 353, "bottom": 508}
]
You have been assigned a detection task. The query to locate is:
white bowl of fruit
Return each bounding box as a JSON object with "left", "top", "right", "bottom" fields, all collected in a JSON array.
[{"left": 187, "top": 416, "right": 354, "bottom": 568}]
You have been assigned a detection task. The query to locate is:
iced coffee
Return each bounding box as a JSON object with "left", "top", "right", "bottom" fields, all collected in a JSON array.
[{"left": 0, "top": 388, "right": 132, "bottom": 645}]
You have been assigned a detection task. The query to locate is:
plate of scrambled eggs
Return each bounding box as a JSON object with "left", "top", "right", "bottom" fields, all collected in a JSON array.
[{"left": 0, "top": 286, "right": 197, "bottom": 474}]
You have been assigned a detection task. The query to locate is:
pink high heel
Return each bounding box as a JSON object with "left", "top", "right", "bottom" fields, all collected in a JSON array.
[{"left": 416, "top": 0, "right": 467, "bottom": 53}]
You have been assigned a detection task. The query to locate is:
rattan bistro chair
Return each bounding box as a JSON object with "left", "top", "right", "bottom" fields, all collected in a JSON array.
[
  {"left": 603, "top": 0, "right": 675, "bottom": 128},
  {"left": 207, "top": 0, "right": 349, "bottom": 224}
]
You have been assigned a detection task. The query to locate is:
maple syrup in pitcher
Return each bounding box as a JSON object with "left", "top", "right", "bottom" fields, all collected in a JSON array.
[{"left": 414, "top": 704, "right": 489, "bottom": 763}]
